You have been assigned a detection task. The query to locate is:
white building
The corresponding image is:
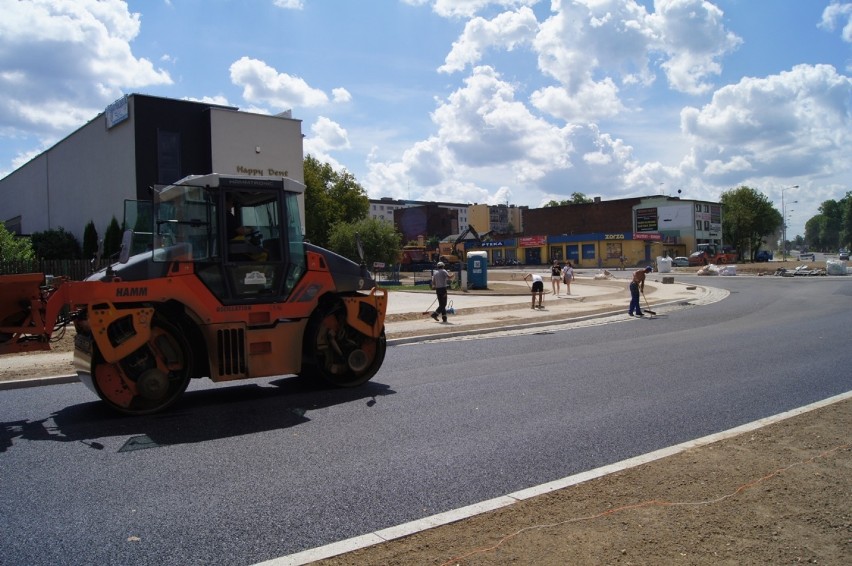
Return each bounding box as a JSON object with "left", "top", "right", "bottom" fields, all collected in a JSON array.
[
  {"left": 368, "top": 197, "right": 469, "bottom": 233},
  {"left": 0, "top": 94, "right": 304, "bottom": 242}
]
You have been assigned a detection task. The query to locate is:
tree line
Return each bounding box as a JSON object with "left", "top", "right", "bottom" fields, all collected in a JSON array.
[
  {"left": 722, "top": 186, "right": 852, "bottom": 261},
  {"left": 3, "top": 171, "right": 850, "bottom": 266}
]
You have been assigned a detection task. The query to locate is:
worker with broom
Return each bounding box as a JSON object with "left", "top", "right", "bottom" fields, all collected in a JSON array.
[
  {"left": 430, "top": 261, "right": 454, "bottom": 322},
  {"left": 629, "top": 265, "right": 652, "bottom": 317},
  {"left": 524, "top": 272, "right": 545, "bottom": 309}
]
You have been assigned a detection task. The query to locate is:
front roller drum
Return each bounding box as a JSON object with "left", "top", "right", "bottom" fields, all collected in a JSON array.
[
  {"left": 89, "top": 318, "right": 192, "bottom": 415},
  {"left": 301, "top": 301, "right": 386, "bottom": 388}
]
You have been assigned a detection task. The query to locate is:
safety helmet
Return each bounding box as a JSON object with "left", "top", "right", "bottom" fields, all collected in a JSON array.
[
  {"left": 645, "top": 265, "right": 653, "bottom": 272},
  {"left": 437, "top": 261, "right": 445, "bottom": 267}
]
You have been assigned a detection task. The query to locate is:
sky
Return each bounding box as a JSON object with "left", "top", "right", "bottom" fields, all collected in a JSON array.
[{"left": 1, "top": 0, "right": 851, "bottom": 239}]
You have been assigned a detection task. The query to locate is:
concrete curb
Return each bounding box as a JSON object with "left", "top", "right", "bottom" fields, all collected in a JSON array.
[
  {"left": 0, "top": 373, "right": 78, "bottom": 391},
  {"left": 386, "top": 297, "right": 691, "bottom": 346},
  {"left": 1, "top": 281, "right": 715, "bottom": 390}
]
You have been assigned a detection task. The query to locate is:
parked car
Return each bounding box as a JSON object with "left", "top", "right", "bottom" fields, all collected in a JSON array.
[
  {"left": 798, "top": 252, "right": 816, "bottom": 261},
  {"left": 839, "top": 250, "right": 849, "bottom": 261},
  {"left": 755, "top": 250, "right": 773, "bottom": 262},
  {"left": 671, "top": 256, "right": 690, "bottom": 267}
]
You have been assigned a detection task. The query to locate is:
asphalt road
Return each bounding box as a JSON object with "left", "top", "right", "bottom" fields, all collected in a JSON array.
[{"left": 1, "top": 276, "right": 850, "bottom": 566}]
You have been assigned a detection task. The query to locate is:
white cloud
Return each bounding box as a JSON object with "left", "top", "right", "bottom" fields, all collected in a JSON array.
[
  {"left": 273, "top": 0, "right": 305, "bottom": 10},
  {"left": 403, "top": 0, "right": 540, "bottom": 19},
  {"left": 526, "top": 0, "right": 741, "bottom": 121},
  {"left": 0, "top": 0, "right": 171, "bottom": 138},
  {"left": 530, "top": 79, "right": 624, "bottom": 121},
  {"left": 183, "top": 95, "right": 232, "bottom": 106},
  {"left": 229, "top": 57, "right": 333, "bottom": 109},
  {"left": 332, "top": 88, "right": 352, "bottom": 103},
  {"left": 308, "top": 117, "right": 351, "bottom": 151},
  {"left": 680, "top": 64, "right": 852, "bottom": 183},
  {"left": 819, "top": 2, "right": 852, "bottom": 42},
  {"left": 364, "top": 65, "right": 645, "bottom": 205},
  {"left": 303, "top": 117, "right": 352, "bottom": 171},
  {"left": 651, "top": 0, "right": 743, "bottom": 94},
  {"left": 439, "top": 7, "right": 539, "bottom": 73}
]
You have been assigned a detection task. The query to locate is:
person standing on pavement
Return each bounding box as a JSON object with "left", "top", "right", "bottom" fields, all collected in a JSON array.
[
  {"left": 629, "top": 265, "right": 652, "bottom": 316},
  {"left": 550, "top": 260, "right": 562, "bottom": 296},
  {"left": 561, "top": 261, "right": 574, "bottom": 295},
  {"left": 430, "top": 261, "right": 453, "bottom": 322},
  {"left": 524, "top": 273, "right": 544, "bottom": 309}
]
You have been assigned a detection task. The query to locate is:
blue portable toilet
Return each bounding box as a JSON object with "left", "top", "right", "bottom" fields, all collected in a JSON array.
[{"left": 467, "top": 251, "right": 488, "bottom": 289}]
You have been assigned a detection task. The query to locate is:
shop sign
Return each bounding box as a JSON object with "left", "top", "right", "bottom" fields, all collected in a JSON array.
[
  {"left": 636, "top": 207, "right": 658, "bottom": 232},
  {"left": 633, "top": 232, "right": 662, "bottom": 241},
  {"left": 105, "top": 95, "right": 129, "bottom": 129},
  {"left": 519, "top": 235, "right": 547, "bottom": 247},
  {"left": 235, "top": 165, "right": 289, "bottom": 177}
]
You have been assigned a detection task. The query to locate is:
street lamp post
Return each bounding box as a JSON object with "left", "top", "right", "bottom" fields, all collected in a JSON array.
[{"left": 781, "top": 185, "right": 799, "bottom": 261}]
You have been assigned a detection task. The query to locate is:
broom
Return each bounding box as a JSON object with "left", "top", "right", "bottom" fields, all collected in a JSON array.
[
  {"left": 641, "top": 290, "right": 657, "bottom": 315},
  {"left": 421, "top": 296, "right": 438, "bottom": 315}
]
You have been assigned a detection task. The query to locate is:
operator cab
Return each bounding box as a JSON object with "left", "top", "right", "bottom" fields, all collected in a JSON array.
[{"left": 152, "top": 174, "right": 306, "bottom": 304}]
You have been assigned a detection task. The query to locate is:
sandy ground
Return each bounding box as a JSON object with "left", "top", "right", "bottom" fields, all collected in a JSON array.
[
  {"left": 316, "top": 397, "right": 850, "bottom": 566},
  {"left": 1, "top": 260, "right": 848, "bottom": 565}
]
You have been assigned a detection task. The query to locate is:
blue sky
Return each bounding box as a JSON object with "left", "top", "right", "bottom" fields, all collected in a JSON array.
[{"left": 1, "top": 0, "right": 851, "bottom": 239}]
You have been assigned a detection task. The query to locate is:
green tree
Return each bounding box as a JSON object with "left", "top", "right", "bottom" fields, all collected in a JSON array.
[
  {"left": 543, "top": 193, "right": 593, "bottom": 207},
  {"left": 839, "top": 193, "right": 852, "bottom": 251},
  {"left": 303, "top": 155, "right": 370, "bottom": 248},
  {"left": 103, "top": 216, "right": 123, "bottom": 259},
  {"left": 0, "top": 222, "right": 35, "bottom": 261},
  {"left": 327, "top": 217, "right": 402, "bottom": 270},
  {"left": 817, "top": 200, "right": 842, "bottom": 252},
  {"left": 802, "top": 192, "right": 852, "bottom": 252},
  {"left": 805, "top": 215, "right": 826, "bottom": 250},
  {"left": 720, "top": 186, "right": 781, "bottom": 261},
  {"left": 82, "top": 220, "right": 99, "bottom": 260},
  {"left": 30, "top": 227, "right": 82, "bottom": 259}
]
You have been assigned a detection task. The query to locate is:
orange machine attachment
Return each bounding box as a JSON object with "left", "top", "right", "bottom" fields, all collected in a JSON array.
[
  {"left": 342, "top": 287, "right": 387, "bottom": 339},
  {"left": 0, "top": 273, "right": 63, "bottom": 354}
]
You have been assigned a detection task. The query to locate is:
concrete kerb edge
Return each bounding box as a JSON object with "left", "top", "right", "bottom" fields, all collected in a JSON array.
[
  {"left": 386, "top": 295, "right": 707, "bottom": 347},
  {"left": 0, "top": 373, "right": 78, "bottom": 391},
  {"left": 1, "top": 282, "right": 715, "bottom": 390}
]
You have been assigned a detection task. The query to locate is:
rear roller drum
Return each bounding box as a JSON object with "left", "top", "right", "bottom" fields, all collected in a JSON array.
[
  {"left": 301, "top": 301, "right": 386, "bottom": 388},
  {"left": 91, "top": 318, "right": 192, "bottom": 415}
]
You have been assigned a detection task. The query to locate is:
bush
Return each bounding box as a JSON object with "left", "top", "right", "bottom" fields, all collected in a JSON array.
[
  {"left": 103, "top": 217, "right": 123, "bottom": 259},
  {"left": 30, "top": 227, "right": 81, "bottom": 260},
  {"left": 82, "top": 220, "right": 99, "bottom": 260},
  {"left": 0, "top": 222, "right": 35, "bottom": 261}
]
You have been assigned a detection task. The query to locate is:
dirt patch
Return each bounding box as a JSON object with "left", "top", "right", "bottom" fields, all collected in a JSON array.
[
  {"left": 316, "top": 398, "right": 851, "bottom": 566},
  {"left": 0, "top": 327, "right": 75, "bottom": 382}
]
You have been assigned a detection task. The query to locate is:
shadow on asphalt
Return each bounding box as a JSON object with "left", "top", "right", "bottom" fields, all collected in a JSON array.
[{"left": 0, "top": 379, "right": 395, "bottom": 453}]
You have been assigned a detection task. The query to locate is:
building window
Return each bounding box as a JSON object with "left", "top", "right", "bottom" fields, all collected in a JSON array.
[
  {"left": 696, "top": 220, "right": 702, "bottom": 230},
  {"left": 704, "top": 220, "right": 710, "bottom": 231},
  {"left": 157, "top": 130, "right": 182, "bottom": 184}
]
